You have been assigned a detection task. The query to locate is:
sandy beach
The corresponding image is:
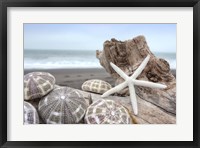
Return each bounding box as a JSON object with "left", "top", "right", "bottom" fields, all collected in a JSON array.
[{"left": 24, "top": 68, "right": 176, "bottom": 89}]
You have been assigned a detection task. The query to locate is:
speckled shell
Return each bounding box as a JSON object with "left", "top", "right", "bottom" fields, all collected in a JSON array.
[
  {"left": 81, "top": 79, "right": 112, "bottom": 94},
  {"left": 85, "top": 99, "right": 132, "bottom": 124},
  {"left": 24, "top": 101, "right": 39, "bottom": 124},
  {"left": 38, "top": 87, "right": 88, "bottom": 124},
  {"left": 24, "top": 72, "right": 56, "bottom": 100}
]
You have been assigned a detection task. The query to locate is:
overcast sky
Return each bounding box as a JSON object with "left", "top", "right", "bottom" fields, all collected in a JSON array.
[{"left": 24, "top": 24, "right": 176, "bottom": 53}]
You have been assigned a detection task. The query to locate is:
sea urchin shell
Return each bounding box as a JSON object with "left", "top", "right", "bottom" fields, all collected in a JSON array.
[
  {"left": 24, "top": 72, "right": 55, "bottom": 100},
  {"left": 24, "top": 101, "right": 39, "bottom": 124},
  {"left": 85, "top": 99, "right": 132, "bottom": 124},
  {"left": 38, "top": 87, "right": 88, "bottom": 124},
  {"left": 81, "top": 79, "right": 112, "bottom": 94}
]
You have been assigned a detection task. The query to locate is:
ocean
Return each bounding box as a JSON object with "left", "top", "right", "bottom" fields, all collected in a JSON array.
[{"left": 24, "top": 49, "right": 176, "bottom": 69}]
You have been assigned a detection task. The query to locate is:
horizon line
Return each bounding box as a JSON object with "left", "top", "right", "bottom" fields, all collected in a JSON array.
[{"left": 24, "top": 48, "right": 176, "bottom": 53}]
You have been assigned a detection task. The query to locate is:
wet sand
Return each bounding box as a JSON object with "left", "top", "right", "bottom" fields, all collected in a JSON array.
[
  {"left": 24, "top": 68, "right": 115, "bottom": 89},
  {"left": 24, "top": 68, "right": 176, "bottom": 89}
]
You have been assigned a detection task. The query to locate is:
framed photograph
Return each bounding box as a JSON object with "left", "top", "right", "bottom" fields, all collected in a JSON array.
[{"left": 0, "top": 0, "right": 199, "bottom": 147}]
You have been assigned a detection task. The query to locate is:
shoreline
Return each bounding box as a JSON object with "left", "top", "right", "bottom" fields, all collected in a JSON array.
[{"left": 24, "top": 68, "right": 176, "bottom": 90}]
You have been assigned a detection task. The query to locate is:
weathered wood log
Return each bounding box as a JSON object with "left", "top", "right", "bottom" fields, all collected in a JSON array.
[{"left": 96, "top": 36, "right": 176, "bottom": 115}]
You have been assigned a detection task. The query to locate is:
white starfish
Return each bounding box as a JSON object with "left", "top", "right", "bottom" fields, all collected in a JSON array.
[{"left": 101, "top": 55, "right": 167, "bottom": 115}]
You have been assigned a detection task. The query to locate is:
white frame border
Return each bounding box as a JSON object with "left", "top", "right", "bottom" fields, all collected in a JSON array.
[{"left": 7, "top": 7, "right": 193, "bottom": 141}]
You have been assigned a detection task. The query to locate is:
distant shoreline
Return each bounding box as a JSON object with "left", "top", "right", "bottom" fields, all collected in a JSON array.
[{"left": 24, "top": 68, "right": 176, "bottom": 90}]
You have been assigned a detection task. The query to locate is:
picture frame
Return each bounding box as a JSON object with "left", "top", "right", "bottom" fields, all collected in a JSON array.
[{"left": 0, "top": 0, "right": 199, "bottom": 147}]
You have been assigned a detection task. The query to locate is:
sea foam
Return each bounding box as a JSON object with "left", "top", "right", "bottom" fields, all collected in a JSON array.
[{"left": 24, "top": 49, "right": 176, "bottom": 69}]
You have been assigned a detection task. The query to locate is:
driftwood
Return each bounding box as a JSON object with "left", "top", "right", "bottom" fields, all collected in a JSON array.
[{"left": 96, "top": 35, "right": 176, "bottom": 121}]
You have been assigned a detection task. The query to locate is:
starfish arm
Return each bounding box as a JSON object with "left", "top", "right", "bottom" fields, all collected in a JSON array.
[
  {"left": 131, "top": 54, "right": 150, "bottom": 79},
  {"left": 101, "top": 81, "right": 128, "bottom": 98},
  {"left": 133, "top": 80, "right": 167, "bottom": 89},
  {"left": 128, "top": 83, "right": 138, "bottom": 115},
  {"left": 110, "top": 62, "right": 129, "bottom": 80}
]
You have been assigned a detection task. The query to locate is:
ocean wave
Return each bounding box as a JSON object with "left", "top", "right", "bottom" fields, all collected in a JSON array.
[
  {"left": 24, "top": 61, "right": 102, "bottom": 69},
  {"left": 24, "top": 50, "right": 176, "bottom": 69},
  {"left": 24, "top": 59, "right": 176, "bottom": 69}
]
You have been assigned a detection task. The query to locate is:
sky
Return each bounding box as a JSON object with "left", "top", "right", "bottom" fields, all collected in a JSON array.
[{"left": 24, "top": 24, "right": 176, "bottom": 53}]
